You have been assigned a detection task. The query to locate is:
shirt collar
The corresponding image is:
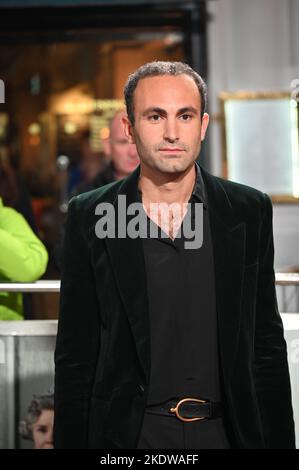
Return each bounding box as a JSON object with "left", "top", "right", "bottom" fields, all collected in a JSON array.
[{"left": 191, "top": 161, "right": 208, "bottom": 209}]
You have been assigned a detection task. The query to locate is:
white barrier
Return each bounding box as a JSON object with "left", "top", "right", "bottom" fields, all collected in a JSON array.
[{"left": 282, "top": 313, "right": 299, "bottom": 449}]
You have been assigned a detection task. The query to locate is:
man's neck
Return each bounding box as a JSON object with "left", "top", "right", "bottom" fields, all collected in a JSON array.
[{"left": 138, "top": 163, "right": 196, "bottom": 206}]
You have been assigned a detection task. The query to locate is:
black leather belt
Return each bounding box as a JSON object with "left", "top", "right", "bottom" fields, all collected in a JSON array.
[{"left": 145, "top": 397, "right": 222, "bottom": 422}]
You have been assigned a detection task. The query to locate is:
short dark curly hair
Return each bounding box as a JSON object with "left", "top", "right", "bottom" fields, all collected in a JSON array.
[{"left": 124, "top": 61, "right": 207, "bottom": 125}]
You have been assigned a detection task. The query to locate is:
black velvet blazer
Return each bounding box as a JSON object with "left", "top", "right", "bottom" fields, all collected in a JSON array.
[{"left": 54, "top": 164, "right": 295, "bottom": 449}]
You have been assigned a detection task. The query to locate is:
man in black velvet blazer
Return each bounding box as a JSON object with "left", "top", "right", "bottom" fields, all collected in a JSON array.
[{"left": 54, "top": 61, "right": 295, "bottom": 449}]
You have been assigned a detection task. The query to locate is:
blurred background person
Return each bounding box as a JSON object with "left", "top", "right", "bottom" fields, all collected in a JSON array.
[
  {"left": 73, "top": 109, "right": 140, "bottom": 195},
  {"left": 0, "top": 194, "right": 48, "bottom": 320},
  {"left": 19, "top": 392, "right": 54, "bottom": 449},
  {"left": 0, "top": 137, "right": 44, "bottom": 319},
  {"left": 0, "top": 133, "right": 37, "bottom": 232},
  {"left": 67, "top": 129, "right": 104, "bottom": 196},
  {"left": 52, "top": 109, "right": 139, "bottom": 271}
]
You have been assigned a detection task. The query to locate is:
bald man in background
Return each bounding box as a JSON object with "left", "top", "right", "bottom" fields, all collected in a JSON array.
[
  {"left": 53, "top": 110, "right": 139, "bottom": 271},
  {"left": 74, "top": 110, "right": 140, "bottom": 195}
]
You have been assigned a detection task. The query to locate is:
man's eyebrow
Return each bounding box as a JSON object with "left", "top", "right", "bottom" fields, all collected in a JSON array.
[
  {"left": 142, "top": 106, "right": 199, "bottom": 116},
  {"left": 142, "top": 107, "right": 167, "bottom": 116},
  {"left": 177, "top": 107, "right": 198, "bottom": 115}
]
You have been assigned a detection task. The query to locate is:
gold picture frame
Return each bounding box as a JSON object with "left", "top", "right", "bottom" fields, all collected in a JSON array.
[{"left": 219, "top": 91, "right": 299, "bottom": 203}]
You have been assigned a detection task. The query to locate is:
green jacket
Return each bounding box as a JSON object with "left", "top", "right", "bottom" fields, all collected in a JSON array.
[{"left": 0, "top": 197, "right": 48, "bottom": 320}]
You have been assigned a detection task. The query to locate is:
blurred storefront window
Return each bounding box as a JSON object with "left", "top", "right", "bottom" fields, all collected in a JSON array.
[{"left": 0, "top": 1, "right": 207, "bottom": 319}]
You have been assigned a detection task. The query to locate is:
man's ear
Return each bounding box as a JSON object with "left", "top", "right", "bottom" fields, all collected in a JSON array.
[
  {"left": 122, "top": 114, "right": 135, "bottom": 144},
  {"left": 200, "top": 112, "right": 210, "bottom": 141}
]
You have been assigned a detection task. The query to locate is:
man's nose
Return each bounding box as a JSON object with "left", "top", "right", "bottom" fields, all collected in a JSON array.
[{"left": 163, "top": 119, "right": 179, "bottom": 142}]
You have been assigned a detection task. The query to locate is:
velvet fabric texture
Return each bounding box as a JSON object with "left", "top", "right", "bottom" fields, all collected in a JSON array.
[{"left": 54, "top": 164, "right": 295, "bottom": 449}]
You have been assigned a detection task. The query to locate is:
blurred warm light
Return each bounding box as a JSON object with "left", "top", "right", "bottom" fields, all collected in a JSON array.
[
  {"left": 164, "top": 33, "right": 183, "bottom": 46},
  {"left": 64, "top": 121, "right": 78, "bottom": 135},
  {"left": 100, "top": 126, "right": 110, "bottom": 139},
  {"left": 0, "top": 125, "right": 5, "bottom": 139},
  {"left": 50, "top": 86, "right": 94, "bottom": 115},
  {"left": 28, "top": 123, "right": 41, "bottom": 136},
  {"left": 0, "top": 113, "right": 8, "bottom": 140},
  {"left": 64, "top": 102, "right": 93, "bottom": 114},
  {"left": 94, "top": 99, "right": 124, "bottom": 112},
  {"left": 50, "top": 86, "right": 125, "bottom": 115},
  {"left": 29, "top": 135, "right": 40, "bottom": 146}
]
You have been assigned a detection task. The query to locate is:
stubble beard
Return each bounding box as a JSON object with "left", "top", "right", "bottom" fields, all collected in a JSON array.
[{"left": 145, "top": 150, "right": 196, "bottom": 176}]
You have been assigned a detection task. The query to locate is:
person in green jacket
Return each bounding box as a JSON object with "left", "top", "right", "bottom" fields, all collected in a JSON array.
[{"left": 0, "top": 197, "right": 48, "bottom": 320}]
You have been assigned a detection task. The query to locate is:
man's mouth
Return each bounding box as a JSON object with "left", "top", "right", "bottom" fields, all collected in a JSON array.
[{"left": 159, "top": 148, "right": 184, "bottom": 152}]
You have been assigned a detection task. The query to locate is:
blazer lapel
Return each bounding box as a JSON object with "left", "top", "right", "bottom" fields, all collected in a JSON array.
[
  {"left": 104, "top": 166, "right": 151, "bottom": 382},
  {"left": 201, "top": 166, "right": 246, "bottom": 383}
]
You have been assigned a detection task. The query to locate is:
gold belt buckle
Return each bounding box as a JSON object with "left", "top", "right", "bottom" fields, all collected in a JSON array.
[{"left": 169, "top": 397, "right": 207, "bottom": 422}]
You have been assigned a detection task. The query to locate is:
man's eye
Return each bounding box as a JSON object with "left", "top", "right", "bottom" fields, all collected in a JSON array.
[
  {"left": 180, "top": 114, "right": 192, "bottom": 121},
  {"left": 149, "top": 115, "right": 161, "bottom": 121}
]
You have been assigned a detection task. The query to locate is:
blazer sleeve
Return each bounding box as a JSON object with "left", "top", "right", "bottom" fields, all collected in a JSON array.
[
  {"left": 253, "top": 193, "right": 296, "bottom": 449},
  {"left": 54, "top": 196, "right": 101, "bottom": 449}
]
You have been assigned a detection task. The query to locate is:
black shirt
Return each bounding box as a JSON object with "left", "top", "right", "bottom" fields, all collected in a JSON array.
[{"left": 137, "top": 163, "right": 222, "bottom": 406}]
